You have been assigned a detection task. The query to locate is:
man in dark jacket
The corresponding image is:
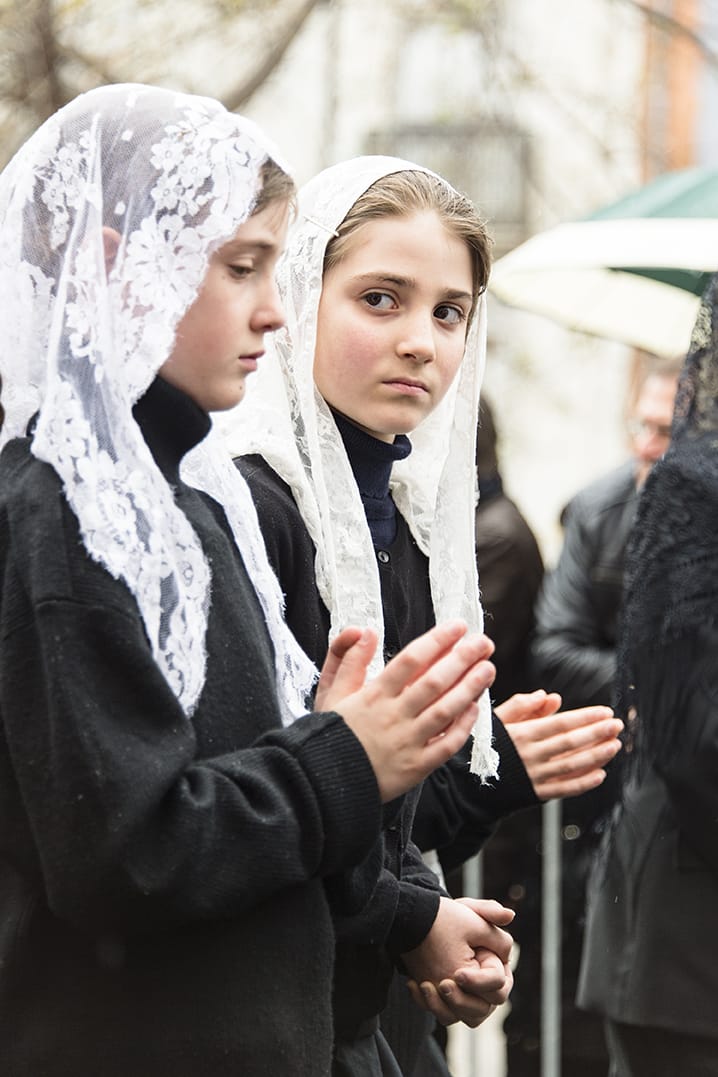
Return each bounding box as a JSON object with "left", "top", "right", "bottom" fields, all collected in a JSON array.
[{"left": 522, "top": 360, "right": 680, "bottom": 1077}]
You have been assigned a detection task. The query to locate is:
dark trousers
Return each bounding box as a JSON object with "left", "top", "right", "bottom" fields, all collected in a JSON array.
[
  {"left": 333, "top": 1021, "right": 403, "bottom": 1077},
  {"left": 607, "top": 1020, "right": 718, "bottom": 1077}
]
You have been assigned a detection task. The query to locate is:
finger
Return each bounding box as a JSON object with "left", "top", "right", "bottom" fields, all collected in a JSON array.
[
  {"left": 400, "top": 633, "right": 496, "bottom": 725},
  {"left": 411, "top": 657, "right": 496, "bottom": 759},
  {"left": 456, "top": 897, "right": 516, "bottom": 927},
  {"left": 315, "top": 627, "right": 377, "bottom": 710},
  {"left": 453, "top": 959, "right": 514, "bottom": 1009},
  {"left": 537, "top": 767, "right": 610, "bottom": 800},
  {"left": 405, "top": 978, "right": 431, "bottom": 1014},
  {"left": 511, "top": 711, "right": 621, "bottom": 754},
  {"left": 494, "top": 690, "right": 561, "bottom": 724},
  {"left": 416, "top": 980, "right": 462, "bottom": 1026},
  {"left": 379, "top": 623, "right": 493, "bottom": 699},
  {"left": 436, "top": 979, "right": 496, "bottom": 1027},
  {"left": 538, "top": 734, "right": 623, "bottom": 778}
]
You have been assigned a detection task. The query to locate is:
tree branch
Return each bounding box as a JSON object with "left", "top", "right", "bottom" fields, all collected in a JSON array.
[
  {"left": 221, "top": 0, "right": 322, "bottom": 111},
  {"left": 615, "top": 0, "right": 718, "bottom": 70}
]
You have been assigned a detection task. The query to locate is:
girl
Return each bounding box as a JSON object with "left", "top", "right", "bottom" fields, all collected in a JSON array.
[
  {"left": 0, "top": 91, "right": 503, "bottom": 1076},
  {"left": 228, "top": 158, "right": 621, "bottom": 1073}
]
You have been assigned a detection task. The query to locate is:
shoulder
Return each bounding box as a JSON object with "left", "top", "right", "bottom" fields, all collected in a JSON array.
[
  {"left": 235, "top": 453, "right": 306, "bottom": 536},
  {"left": 0, "top": 438, "right": 138, "bottom": 616},
  {"left": 562, "top": 461, "right": 637, "bottom": 528}
]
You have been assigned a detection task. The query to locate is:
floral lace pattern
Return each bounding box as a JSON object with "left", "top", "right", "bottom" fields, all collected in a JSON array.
[
  {"left": 0, "top": 84, "right": 315, "bottom": 722},
  {"left": 224, "top": 156, "right": 498, "bottom": 778}
]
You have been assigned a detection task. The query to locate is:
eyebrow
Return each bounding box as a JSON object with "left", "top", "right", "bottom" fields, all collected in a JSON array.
[
  {"left": 221, "top": 239, "right": 278, "bottom": 256},
  {"left": 351, "top": 272, "right": 472, "bottom": 303}
]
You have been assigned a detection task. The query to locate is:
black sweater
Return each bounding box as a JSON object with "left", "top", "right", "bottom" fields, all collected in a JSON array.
[
  {"left": 0, "top": 379, "right": 384, "bottom": 1076},
  {"left": 237, "top": 452, "right": 536, "bottom": 1039}
]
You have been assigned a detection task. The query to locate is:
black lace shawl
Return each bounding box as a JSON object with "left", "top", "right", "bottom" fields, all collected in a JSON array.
[{"left": 615, "top": 272, "right": 718, "bottom": 775}]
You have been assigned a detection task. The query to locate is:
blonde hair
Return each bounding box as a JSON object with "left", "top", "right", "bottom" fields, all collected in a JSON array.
[{"left": 324, "top": 170, "right": 492, "bottom": 321}]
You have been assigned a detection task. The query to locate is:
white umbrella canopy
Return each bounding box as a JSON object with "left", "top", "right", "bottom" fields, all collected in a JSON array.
[{"left": 489, "top": 167, "right": 718, "bottom": 360}]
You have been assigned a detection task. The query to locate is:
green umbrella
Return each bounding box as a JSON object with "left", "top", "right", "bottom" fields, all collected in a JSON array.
[{"left": 489, "top": 166, "right": 718, "bottom": 359}]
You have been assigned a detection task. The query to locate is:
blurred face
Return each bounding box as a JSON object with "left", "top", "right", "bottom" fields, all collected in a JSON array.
[
  {"left": 160, "top": 199, "right": 289, "bottom": 412},
  {"left": 313, "top": 211, "right": 474, "bottom": 442},
  {"left": 629, "top": 372, "right": 678, "bottom": 487}
]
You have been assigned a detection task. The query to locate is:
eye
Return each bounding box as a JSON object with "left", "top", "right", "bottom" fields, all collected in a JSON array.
[
  {"left": 362, "top": 291, "right": 396, "bottom": 311},
  {"left": 434, "top": 304, "right": 466, "bottom": 326},
  {"left": 229, "top": 263, "right": 254, "bottom": 279}
]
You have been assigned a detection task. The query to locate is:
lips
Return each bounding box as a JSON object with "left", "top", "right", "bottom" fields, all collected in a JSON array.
[{"left": 384, "top": 378, "right": 429, "bottom": 395}]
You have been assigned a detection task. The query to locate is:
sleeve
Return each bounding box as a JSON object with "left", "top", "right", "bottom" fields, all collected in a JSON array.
[
  {"left": 476, "top": 501, "right": 544, "bottom": 683},
  {"left": 0, "top": 590, "right": 382, "bottom": 935},
  {"left": 530, "top": 496, "right": 616, "bottom": 707},
  {"left": 412, "top": 716, "right": 538, "bottom": 874}
]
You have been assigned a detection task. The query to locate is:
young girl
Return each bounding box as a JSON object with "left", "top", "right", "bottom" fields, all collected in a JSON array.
[
  {"left": 228, "top": 158, "right": 622, "bottom": 1073},
  {"left": 0, "top": 89, "right": 505, "bottom": 1076}
]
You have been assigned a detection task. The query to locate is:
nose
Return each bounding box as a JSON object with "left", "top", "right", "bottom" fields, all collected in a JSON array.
[
  {"left": 397, "top": 309, "right": 436, "bottom": 363},
  {"left": 252, "top": 275, "right": 285, "bottom": 334}
]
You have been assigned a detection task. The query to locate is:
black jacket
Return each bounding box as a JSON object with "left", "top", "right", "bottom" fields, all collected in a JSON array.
[
  {"left": 0, "top": 380, "right": 384, "bottom": 1076},
  {"left": 531, "top": 461, "right": 638, "bottom": 708}
]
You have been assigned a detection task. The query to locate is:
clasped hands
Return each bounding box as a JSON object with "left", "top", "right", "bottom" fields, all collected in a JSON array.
[{"left": 402, "top": 896, "right": 514, "bottom": 1028}]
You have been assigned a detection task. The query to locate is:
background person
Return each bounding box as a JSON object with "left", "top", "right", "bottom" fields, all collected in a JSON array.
[
  {"left": 518, "top": 358, "right": 681, "bottom": 1077},
  {"left": 578, "top": 273, "right": 718, "bottom": 1077}
]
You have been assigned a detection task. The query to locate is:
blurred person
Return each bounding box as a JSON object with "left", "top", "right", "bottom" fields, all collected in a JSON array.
[
  {"left": 472, "top": 396, "right": 544, "bottom": 704},
  {"left": 578, "top": 274, "right": 718, "bottom": 1076},
  {"left": 522, "top": 358, "right": 680, "bottom": 1076}
]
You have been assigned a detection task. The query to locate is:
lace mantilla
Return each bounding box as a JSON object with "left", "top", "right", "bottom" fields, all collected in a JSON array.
[
  {"left": 616, "top": 273, "right": 718, "bottom": 766},
  {"left": 221, "top": 156, "right": 497, "bottom": 778},
  {"left": 0, "top": 84, "right": 316, "bottom": 723}
]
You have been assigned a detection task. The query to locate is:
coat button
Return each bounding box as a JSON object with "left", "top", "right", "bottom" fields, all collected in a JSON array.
[{"left": 377, "top": 550, "right": 390, "bottom": 564}]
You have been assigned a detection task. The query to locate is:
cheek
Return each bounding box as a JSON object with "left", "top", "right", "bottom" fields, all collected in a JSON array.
[{"left": 436, "top": 343, "right": 466, "bottom": 396}]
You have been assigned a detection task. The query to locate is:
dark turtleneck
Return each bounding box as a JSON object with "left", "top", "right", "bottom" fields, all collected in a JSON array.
[
  {"left": 132, "top": 375, "right": 211, "bottom": 483},
  {"left": 332, "top": 410, "right": 412, "bottom": 548}
]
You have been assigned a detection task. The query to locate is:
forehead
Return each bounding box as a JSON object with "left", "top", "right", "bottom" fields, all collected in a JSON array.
[
  {"left": 331, "top": 210, "right": 473, "bottom": 289},
  {"left": 221, "top": 199, "right": 291, "bottom": 254},
  {"left": 635, "top": 374, "right": 677, "bottom": 418}
]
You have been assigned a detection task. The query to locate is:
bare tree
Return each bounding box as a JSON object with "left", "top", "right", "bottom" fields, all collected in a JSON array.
[{"left": 0, "top": 0, "right": 323, "bottom": 164}]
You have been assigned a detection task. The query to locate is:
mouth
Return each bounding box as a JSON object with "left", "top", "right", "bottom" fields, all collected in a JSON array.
[
  {"left": 383, "top": 378, "right": 429, "bottom": 396},
  {"left": 238, "top": 351, "right": 263, "bottom": 369}
]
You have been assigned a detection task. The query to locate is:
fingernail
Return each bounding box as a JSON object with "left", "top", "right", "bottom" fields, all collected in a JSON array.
[{"left": 440, "top": 983, "right": 453, "bottom": 998}]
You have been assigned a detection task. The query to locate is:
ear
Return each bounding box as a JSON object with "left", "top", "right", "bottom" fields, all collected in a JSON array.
[{"left": 102, "top": 226, "right": 121, "bottom": 276}]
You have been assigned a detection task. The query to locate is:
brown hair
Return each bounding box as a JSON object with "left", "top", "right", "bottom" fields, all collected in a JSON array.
[
  {"left": 323, "top": 170, "right": 492, "bottom": 321},
  {"left": 253, "top": 157, "right": 296, "bottom": 215}
]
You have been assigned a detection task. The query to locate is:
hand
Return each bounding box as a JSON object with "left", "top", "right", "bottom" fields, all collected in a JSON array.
[
  {"left": 329, "top": 622, "right": 496, "bottom": 803},
  {"left": 402, "top": 896, "right": 514, "bottom": 1027},
  {"left": 495, "top": 689, "right": 623, "bottom": 800}
]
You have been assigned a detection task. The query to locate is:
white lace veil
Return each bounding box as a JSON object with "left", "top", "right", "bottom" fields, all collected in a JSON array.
[
  {"left": 222, "top": 156, "right": 497, "bottom": 778},
  {"left": 0, "top": 83, "right": 316, "bottom": 724}
]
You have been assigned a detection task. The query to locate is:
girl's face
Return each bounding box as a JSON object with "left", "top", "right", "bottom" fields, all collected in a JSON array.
[
  {"left": 160, "top": 199, "right": 289, "bottom": 413},
  {"left": 313, "top": 210, "right": 474, "bottom": 442}
]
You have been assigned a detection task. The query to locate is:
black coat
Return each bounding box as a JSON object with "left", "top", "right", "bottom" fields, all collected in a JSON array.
[
  {"left": 578, "top": 631, "right": 718, "bottom": 1038},
  {"left": 0, "top": 381, "right": 384, "bottom": 1076}
]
